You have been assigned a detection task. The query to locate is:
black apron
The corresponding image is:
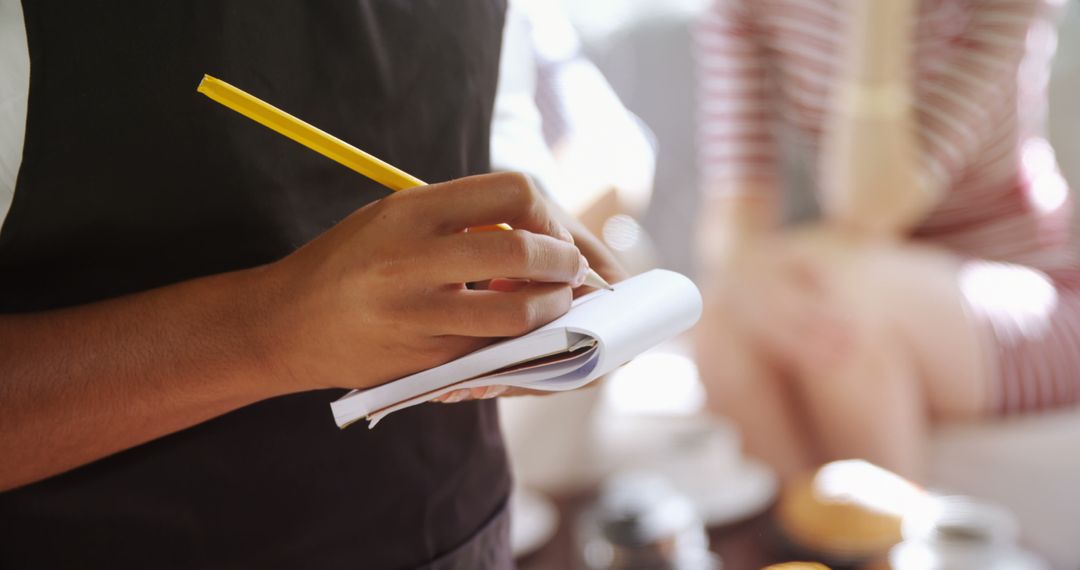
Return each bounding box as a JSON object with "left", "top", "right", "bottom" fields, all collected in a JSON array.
[{"left": 0, "top": 2, "right": 512, "bottom": 568}]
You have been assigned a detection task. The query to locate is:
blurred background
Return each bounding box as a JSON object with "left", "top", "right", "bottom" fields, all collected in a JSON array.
[{"left": 499, "top": 2, "right": 1080, "bottom": 569}]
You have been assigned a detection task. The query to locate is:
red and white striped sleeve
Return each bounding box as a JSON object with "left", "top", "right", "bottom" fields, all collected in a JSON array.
[
  {"left": 695, "top": 0, "right": 778, "bottom": 192},
  {"left": 914, "top": 0, "right": 1041, "bottom": 192}
]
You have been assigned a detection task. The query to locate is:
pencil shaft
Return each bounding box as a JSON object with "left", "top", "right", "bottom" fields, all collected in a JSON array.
[
  {"left": 197, "top": 75, "right": 424, "bottom": 191},
  {"left": 197, "top": 75, "right": 610, "bottom": 289}
]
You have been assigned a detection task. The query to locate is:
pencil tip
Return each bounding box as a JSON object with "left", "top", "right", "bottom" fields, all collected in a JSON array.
[{"left": 582, "top": 269, "right": 613, "bottom": 291}]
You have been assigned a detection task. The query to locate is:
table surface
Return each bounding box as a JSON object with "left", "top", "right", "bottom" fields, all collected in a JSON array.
[
  {"left": 515, "top": 489, "right": 884, "bottom": 570},
  {"left": 516, "top": 490, "right": 791, "bottom": 570}
]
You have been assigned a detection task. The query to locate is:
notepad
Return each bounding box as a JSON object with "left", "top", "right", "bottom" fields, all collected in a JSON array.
[{"left": 330, "top": 269, "right": 703, "bottom": 428}]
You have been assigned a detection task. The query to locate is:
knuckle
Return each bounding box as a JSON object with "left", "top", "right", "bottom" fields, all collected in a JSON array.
[
  {"left": 503, "top": 172, "right": 538, "bottom": 209},
  {"left": 501, "top": 170, "right": 530, "bottom": 191},
  {"left": 502, "top": 230, "right": 536, "bottom": 268},
  {"left": 358, "top": 197, "right": 390, "bottom": 224},
  {"left": 506, "top": 298, "right": 540, "bottom": 336}
]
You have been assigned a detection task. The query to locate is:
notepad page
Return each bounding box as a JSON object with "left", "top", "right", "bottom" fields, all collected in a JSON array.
[
  {"left": 330, "top": 327, "right": 586, "bottom": 427},
  {"left": 331, "top": 269, "right": 703, "bottom": 428},
  {"left": 530, "top": 268, "right": 703, "bottom": 384},
  {"left": 363, "top": 343, "right": 602, "bottom": 427}
]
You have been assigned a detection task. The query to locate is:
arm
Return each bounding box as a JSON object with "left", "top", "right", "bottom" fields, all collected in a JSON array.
[
  {"left": 824, "top": 0, "right": 1041, "bottom": 236},
  {"left": 821, "top": 0, "right": 923, "bottom": 237},
  {"left": 0, "top": 173, "right": 587, "bottom": 491},
  {"left": 0, "top": 268, "right": 283, "bottom": 491},
  {"left": 695, "top": 0, "right": 781, "bottom": 267}
]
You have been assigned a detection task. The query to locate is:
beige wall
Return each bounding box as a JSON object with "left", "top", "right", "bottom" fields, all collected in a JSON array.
[{"left": 1050, "top": 5, "right": 1080, "bottom": 199}]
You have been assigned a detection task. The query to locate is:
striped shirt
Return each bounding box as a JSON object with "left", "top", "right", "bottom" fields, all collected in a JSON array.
[
  {"left": 697, "top": 0, "right": 1069, "bottom": 253},
  {"left": 697, "top": 0, "right": 1080, "bottom": 415}
]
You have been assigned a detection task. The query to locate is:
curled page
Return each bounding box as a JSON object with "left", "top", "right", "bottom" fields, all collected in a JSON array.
[{"left": 330, "top": 269, "right": 702, "bottom": 428}]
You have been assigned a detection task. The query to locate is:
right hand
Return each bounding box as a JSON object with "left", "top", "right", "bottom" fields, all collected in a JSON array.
[{"left": 258, "top": 172, "right": 590, "bottom": 393}]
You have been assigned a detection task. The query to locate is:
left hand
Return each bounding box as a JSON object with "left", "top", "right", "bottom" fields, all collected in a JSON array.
[
  {"left": 432, "top": 197, "right": 629, "bottom": 403},
  {"left": 739, "top": 225, "right": 870, "bottom": 372}
]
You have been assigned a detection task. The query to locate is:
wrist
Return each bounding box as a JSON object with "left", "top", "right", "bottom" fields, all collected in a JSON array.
[
  {"left": 699, "top": 186, "right": 777, "bottom": 261},
  {"left": 824, "top": 184, "right": 929, "bottom": 240},
  {"left": 229, "top": 263, "right": 301, "bottom": 399},
  {"left": 843, "top": 0, "right": 916, "bottom": 84}
]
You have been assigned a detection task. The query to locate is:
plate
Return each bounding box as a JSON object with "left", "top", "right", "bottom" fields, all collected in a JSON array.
[{"left": 679, "top": 459, "right": 779, "bottom": 527}]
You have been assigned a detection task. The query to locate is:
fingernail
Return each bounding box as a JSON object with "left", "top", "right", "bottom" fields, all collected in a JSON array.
[
  {"left": 573, "top": 255, "right": 588, "bottom": 288},
  {"left": 559, "top": 228, "right": 575, "bottom": 244}
]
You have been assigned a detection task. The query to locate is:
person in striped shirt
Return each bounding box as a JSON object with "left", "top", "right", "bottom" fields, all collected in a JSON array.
[{"left": 693, "top": 0, "right": 1077, "bottom": 481}]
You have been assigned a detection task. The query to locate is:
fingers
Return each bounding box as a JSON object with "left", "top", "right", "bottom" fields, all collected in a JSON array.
[
  {"left": 424, "top": 231, "right": 587, "bottom": 286},
  {"left": 412, "top": 282, "right": 573, "bottom": 338},
  {"left": 403, "top": 172, "right": 574, "bottom": 242},
  {"left": 547, "top": 199, "right": 630, "bottom": 285},
  {"left": 487, "top": 279, "right": 528, "bottom": 292},
  {"left": 432, "top": 385, "right": 509, "bottom": 403},
  {"left": 431, "top": 385, "right": 550, "bottom": 404}
]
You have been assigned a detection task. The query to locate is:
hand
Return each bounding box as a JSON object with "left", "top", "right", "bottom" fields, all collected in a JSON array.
[
  {"left": 432, "top": 196, "right": 628, "bottom": 403},
  {"left": 701, "top": 228, "right": 856, "bottom": 371},
  {"left": 551, "top": 197, "right": 630, "bottom": 291},
  {"left": 260, "top": 172, "right": 590, "bottom": 393}
]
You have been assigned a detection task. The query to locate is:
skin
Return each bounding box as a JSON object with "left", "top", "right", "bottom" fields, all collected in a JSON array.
[
  {"left": 695, "top": 0, "right": 990, "bottom": 482},
  {"left": 0, "top": 171, "right": 624, "bottom": 492},
  {"left": 433, "top": 194, "right": 629, "bottom": 403},
  {"left": 700, "top": 225, "right": 988, "bottom": 482}
]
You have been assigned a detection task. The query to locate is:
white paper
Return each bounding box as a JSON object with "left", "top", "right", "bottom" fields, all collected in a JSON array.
[{"left": 330, "top": 269, "right": 702, "bottom": 428}]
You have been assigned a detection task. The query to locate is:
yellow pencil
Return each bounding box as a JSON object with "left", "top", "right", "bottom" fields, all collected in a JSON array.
[{"left": 196, "top": 74, "right": 611, "bottom": 290}]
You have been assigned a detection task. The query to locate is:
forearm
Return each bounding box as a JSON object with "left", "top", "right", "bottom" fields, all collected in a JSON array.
[
  {"left": 699, "top": 178, "right": 780, "bottom": 265},
  {"left": 697, "top": 0, "right": 780, "bottom": 247},
  {"left": 0, "top": 266, "right": 285, "bottom": 491},
  {"left": 824, "top": 0, "right": 937, "bottom": 236},
  {"left": 843, "top": 0, "right": 915, "bottom": 86},
  {"left": 1, "top": 172, "right": 598, "bottom": 489}
]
